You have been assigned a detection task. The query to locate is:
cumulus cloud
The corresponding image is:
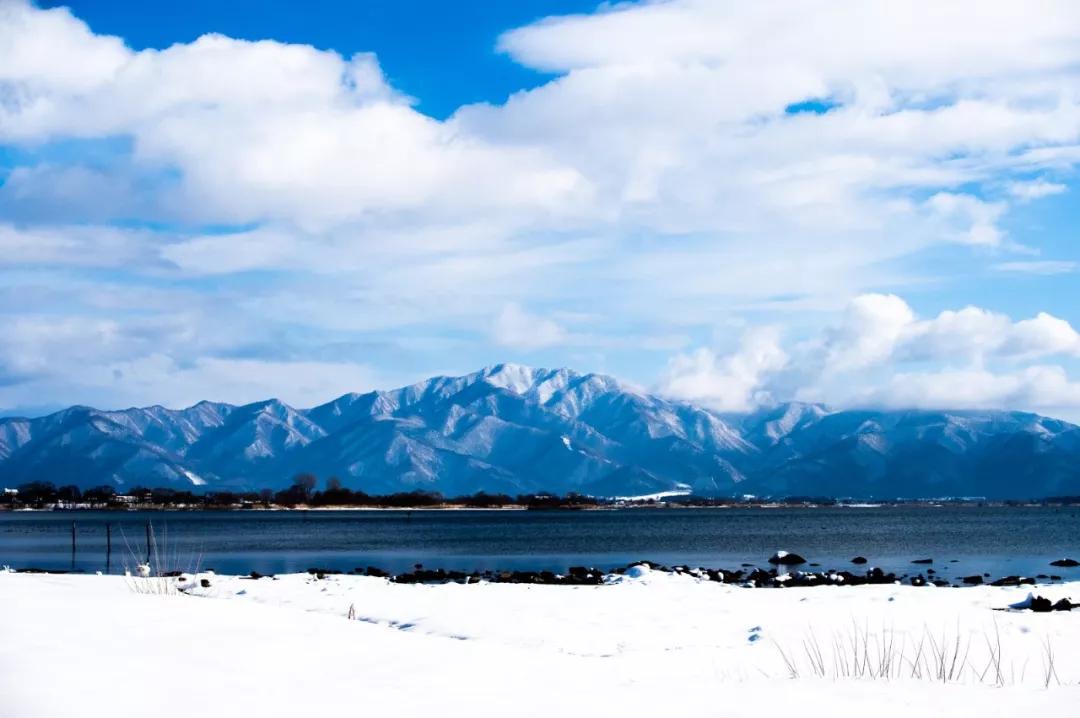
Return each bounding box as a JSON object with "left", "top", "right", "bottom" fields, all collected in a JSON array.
[
  {"left": 660, "top": 327, "right": 788, "bottom": 411},
  {"left": 667, "top": 294, "right": 1080, "bottom": 416},
  {"left": 858, "top": 366, "right": 1080, "bottom": 413},
  {"left": 820, "top": 295, "right": 1080, "bottom": 368}
]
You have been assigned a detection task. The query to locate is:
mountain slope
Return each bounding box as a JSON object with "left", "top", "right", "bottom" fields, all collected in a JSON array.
[{"left": 2, "top": 364, "right": 1079, "bottom": 499}]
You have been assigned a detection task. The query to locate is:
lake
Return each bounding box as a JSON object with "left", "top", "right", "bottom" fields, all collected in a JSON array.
[{"left": 2, "top": 506, "right": 1079, "bottom": 580}]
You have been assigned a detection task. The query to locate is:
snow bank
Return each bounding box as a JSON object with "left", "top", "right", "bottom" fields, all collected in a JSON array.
[{"left": 1, "top": 572, "right": 1077, "bottom": 717}]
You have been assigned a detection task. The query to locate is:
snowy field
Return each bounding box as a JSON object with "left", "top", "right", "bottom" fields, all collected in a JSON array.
[{"left": 1, "top": 569, "right": 1077, "bottom": 717}]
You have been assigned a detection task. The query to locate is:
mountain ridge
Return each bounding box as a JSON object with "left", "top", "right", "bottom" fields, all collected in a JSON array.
[{"left": 2, "top": 363, "right": 1078, "bottom": 499}]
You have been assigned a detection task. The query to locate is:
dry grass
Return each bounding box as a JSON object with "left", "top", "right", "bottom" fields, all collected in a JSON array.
[
  {"left": 119, "top": 521, "right": 204, "bottom": 595},
  {"left": 773, "top": 619, "right": 1066, "bottom": 687}
]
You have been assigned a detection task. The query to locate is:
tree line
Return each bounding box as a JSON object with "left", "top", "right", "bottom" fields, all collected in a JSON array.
[{"left": 1, "top": 474, "right": 603, "bottom": 509}]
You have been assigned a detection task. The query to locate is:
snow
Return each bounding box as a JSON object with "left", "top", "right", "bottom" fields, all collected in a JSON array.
[
  {"left": 1, "top": 572, "right": 1076, "bottom": 717},
  {"left": 612, "top": 489, "right": 692, "bottom": 502}
]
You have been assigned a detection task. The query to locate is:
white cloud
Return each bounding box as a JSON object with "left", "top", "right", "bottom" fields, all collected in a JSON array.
[
  {"left": 0, "top": 353, "right": 381, "bottom": 411},
  {"left": 660, "top": 327, "right": 788, "bottom": 411},
  {"left": 3, "top": 1, "right": 1080, "bottom": 412},
  {"left": 1006, "top": 179, "right": 1067, "bottom": 201},
  {"left": 492, "top": 304, "right": 568, "bottom": 351},
  {"left": 823, "top": 294, "right": 916, "bottom": 371},
  {"left": 819, "top": 294, "right": 1080, "bottom": 372},
  {"left": 993, "top": 260, "right": 1076, "bottom": 275},
  {"left": 859, "top": 365, "right": 1080, "bottom": 413},
  {"left": 924, "top": 193, "right": 1006, "bottom": 247},
  {"left": 668, "top": 294, "right": 1080, "bottom": 415}
]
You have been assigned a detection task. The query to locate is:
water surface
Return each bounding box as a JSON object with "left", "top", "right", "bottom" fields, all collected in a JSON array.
[{"left": 2, "top": 506, "right": 1078, "bottom": 580}]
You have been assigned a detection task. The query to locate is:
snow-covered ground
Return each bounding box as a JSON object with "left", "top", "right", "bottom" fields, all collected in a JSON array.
[{"left": 1, "top": 570, "right": 1077, "bottom": 717}]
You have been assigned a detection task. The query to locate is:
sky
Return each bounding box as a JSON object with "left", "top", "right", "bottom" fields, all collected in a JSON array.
[{"left": 3, "top": 0, "right": 1080, "bottom": 418}]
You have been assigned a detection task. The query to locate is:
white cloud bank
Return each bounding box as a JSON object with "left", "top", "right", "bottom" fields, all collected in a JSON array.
[
  {"left": 1, "top": 1, "right": 1080, "bottom": 413},
  {"left": 662, "top": 294, "right": 1080, "bottom": 416}
]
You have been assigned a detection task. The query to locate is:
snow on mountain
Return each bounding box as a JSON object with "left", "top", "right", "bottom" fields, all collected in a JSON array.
[{"left": 2, "top": 365, "right": 1079, "bottom": 498}]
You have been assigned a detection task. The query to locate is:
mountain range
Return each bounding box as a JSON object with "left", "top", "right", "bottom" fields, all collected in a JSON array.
[{"left": 2, "top": 363, "right": 1078, "bottom": 499}]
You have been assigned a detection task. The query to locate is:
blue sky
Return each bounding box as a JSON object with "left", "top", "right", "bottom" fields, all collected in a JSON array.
[
  {"left": 40, "top": 0, "right": 594, "bottom": 119},
  {"left": 3, "top": 0, "right": 1080, "bottom": 418}
]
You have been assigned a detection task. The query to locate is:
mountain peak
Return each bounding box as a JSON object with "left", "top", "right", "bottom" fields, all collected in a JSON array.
[{"left": 3, "top": 367, "right": 1079, "bottom": 499}]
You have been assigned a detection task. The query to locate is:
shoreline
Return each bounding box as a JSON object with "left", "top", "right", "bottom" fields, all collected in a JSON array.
[
  {"left": 6, "top": 499, "right": 1080, "bottom": 512},
  {"left": 5, "top": 559, "right": 1077, "bottom": 591}
]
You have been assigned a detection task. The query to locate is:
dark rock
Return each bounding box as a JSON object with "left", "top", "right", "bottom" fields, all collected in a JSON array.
[
  {"left": 867, "top": 567, "right": 897, "bottom": 584},
  {"left": 910, "top": 576, "right": 927, "bottom": 587},
  {"left": 747, "top": 568, "right": 777, "bottom": 586},
  {"left": 248, "top": 571, "right": 264, "bottom": 580},
  {"left": 991, "top": 575, "right": 1035, "bottom": 587},
  {"left": 1050, "top": 558, "right": 1080, "bottom": 568},
  {"left": 161, "top": 570, "right": 183, "bottom": 577},
  {"left": 850, "top": 556, "right": 868, "bottom": 565},
  {"left": 962, "top": 575, "right": 983, "bottom": 585},
  {"left": 911, "top": 558, "right": 933, "bottom": 564},
  {"left": 1052, "top": 599, "right": 1075, "bottom": 611},
  {"left": 768, "top": 552, "right": 807, "bottom": 566},
  {"left": 365, "top": 566, "right": 388, "bottom": 578},
  {"left": 307, "top": 567, "right": 342, "bottom": 576},
  {"left": 1030, "top": 596, "right": 1053, "bottom": 613},
  {"left": 199, "top": 578, "right": 211, "bottom": 588}
]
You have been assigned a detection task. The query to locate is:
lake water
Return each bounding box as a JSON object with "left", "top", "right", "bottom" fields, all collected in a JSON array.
[{"left": 2, "top": 506, "right": 1079, "bottom": 581}]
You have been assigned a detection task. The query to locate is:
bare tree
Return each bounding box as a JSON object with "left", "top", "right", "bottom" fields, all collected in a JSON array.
[{"left": 292, "top": 473, "right": 317, "bottom": 499}]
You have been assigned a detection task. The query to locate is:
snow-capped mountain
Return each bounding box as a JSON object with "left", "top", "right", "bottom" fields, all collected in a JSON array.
[{"left": 2, "top": 364, "right": 1078, "bottom": 499}]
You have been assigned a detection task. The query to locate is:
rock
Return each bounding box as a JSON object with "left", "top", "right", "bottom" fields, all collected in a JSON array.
[
  {"left": 1052, "top": 598, "right": 1076, "bottom": 611},
  {"left": 962, "top": 575, "right": 983, "bottom": 585},
  {"left": 991, "top": 575, "right": 1035, "bottom": 587},
  {"left": 851, "top": 556, "right": 868, "bottom": 565},
  {"left": 199, "top": 578, "right": 211, "bottom": 588},
  {"left": 768, "top": 551, "right": 807, "bottom": 566},
  {"left": 364, "top": 566, "right": 388, "bottom": 578},
  {"left": 306, "top": 567, "right": 342, "bottom": 577},
  {"left": 911, "top": 558, "right": 933, "bottom": 564},
  {"left": 1030, "top": 596, "right": 1054, "bottom": 612},
  {"left": 866, "top": 567, "right": 896, "bottom": 584},
  {"left": 747, "top": 568, "right": 776, "bottom": 586},
  {"left": 1050, "top": 558, "right": 1080, "bottom": 568}
]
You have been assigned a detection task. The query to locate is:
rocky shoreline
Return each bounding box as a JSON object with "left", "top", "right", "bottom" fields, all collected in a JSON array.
[{"left": 226, "top": 553, "right": 1080, "bottom": 594}]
